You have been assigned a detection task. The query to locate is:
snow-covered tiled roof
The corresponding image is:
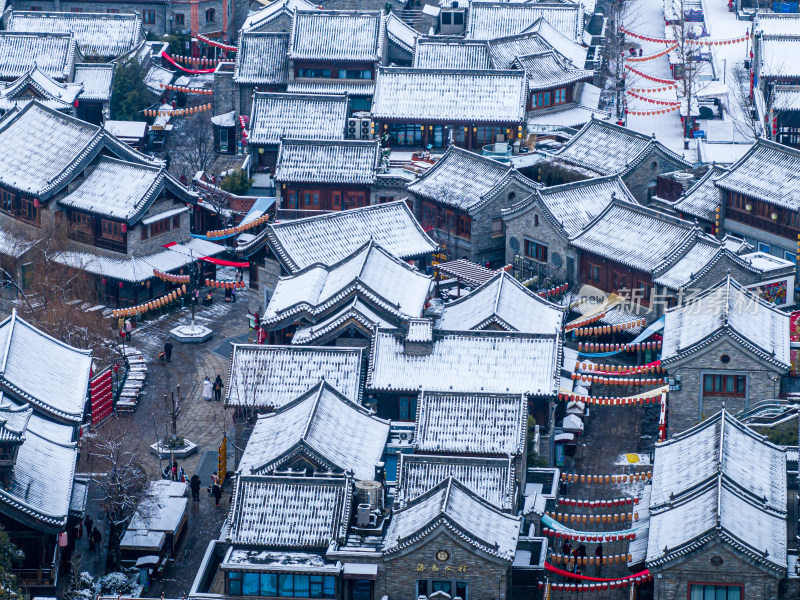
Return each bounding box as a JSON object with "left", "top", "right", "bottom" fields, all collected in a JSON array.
[
  {"left": 238, "top": 381, "right": 389, "bottom": 481},
  {"left": 0, "top": 311, "right": 91, "bottom": 423},
  {"left": 0, "top": 32, "right": 77, "bottom": 81},
  {"left": 487, "top": 30, "right": 552, "bottom": 69},
  {"left": 652, "top": 240, "right": 729, "bottom": 290},
  {"left": 414, "top": 390, "right": 526, "bottom": 455},
  {"left": 407, "top": 146, "right": 537, "bottom": 211},
  {"left": 263, "top": 241, "right": 432, "bottom": 325},
  {"left": 504, "top": 174, "right": 635, "bottom": 237},
  {"left": 755, "top": 12, "right": 800, "bottom": 36},
  {"left": 437, "top": 271, "right": 564, "bottom": 333},
  {"left": 555, "top": 118, "right": 690, "bottom": 176},
  {"left": 292, "top": 298, "right": 393, "bottom": 345},
  {"left": 396, "top": 454, "right": 515, "bottom": 510},
  {"left": 228, "top": 475, "right": 350, "bottom": 547},
  {"left": 7, "top": 11, "right": 143, "bottom": 59},
  {"left": 144, "top": 64, "right": 174, "bottom": 95},
  {"left": 672, "top": 165, "right": 725, "bottom": 221},
  {"left": 289, "top": 10, "right": 384, "bottom": 62},
  {"left": 569, "top": 199, "right": 698, "bottom": 272},
  {"left": 225, "top": 344, "right": 363, "bottom": 409},
  {"left": 54, "top": 237, "right": 222, "bottom": 284},
  {"left": 514, "top": 50, "right": 592, "bottom": 91},
  {"left": 0, "top": 66, "right": 82, "bottom": 109},
  {"left": 57, "top": 156, "right": 169, "bottom": 223},
  {"left": 383, "top": 477, "right": 521, "bottom": 561},
  {"left": 773, "top": 85, "right": 800, "bottom": 112},
  {"left": 372, "top": 67, "right": 527, "bottom": 123},
  {"left": 242, "top": 0, "right": 316, "bottom": 32},
  {"left": 73, "top": 63, "right": 114, "bottom": 101},
  {"left": 466, "top": 2, "right": 583, "bottom": 41},
  {"left": 647, "top": 410, "right": 787, "bottom": 573},
  {"left": 240, "top": 201, "right": 437, "bottom": 271},
  {"left": 413, "top": 38, "right": 493, "bottom": 69},
  {"left": 234, "top": 32, "right": 289, "bottom": 85},
  {"left": 0, "top": 401, "right": 31, "bottom": 443},
  {"left": 714, "top": 138, "right": 800, "bottom": 209},
  {"left": 0, "top": 398, "right": 78, "bottom": 531},
  {"left": 275, "top": 139, "right": 380, "bottom": 185},
  {"left": 386, "top": 12, "right": 418, "bottom": 53},
  {"left": 367, "top": 330, "right": 560, "bottom": 396},
  {"left": 407, "top": 318, "right": 433, "bottom": 343},
  {"left": 757, "top": 35, "right": 800, "bottom": 78},
  {"left": 248, "top": 92, "right": 348, "bottom": 146},
  {"left": 519, "top": 17, "right": 588, "bottom": 67},
  {"left": 661, "top": 276, "right": 790, "bottom": 368},
  {"left": 285, "top": 80, "right": 375, "bottom": 96}
]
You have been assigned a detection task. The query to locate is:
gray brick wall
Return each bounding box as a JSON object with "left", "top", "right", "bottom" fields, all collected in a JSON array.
[
  {"left": 622, "top": 148, "right": 690, "bottom": 204},
  {"left": 470, "top": 179, "right": 535, "bottom": 266},
  {"left": 214, "top": 68, "right": 236, "bottom": 115},
  {"left": 651, "top": 542, "right": 782, "bottom": 600},
  {"left": 502, "top": 203, "right": 576, "bottom": 284},
  {"left": 378, "top": 529, "right": 510, "bottom": 600},
  {"left": 665, "top": 336, "right": 785, "bottom": 434}
]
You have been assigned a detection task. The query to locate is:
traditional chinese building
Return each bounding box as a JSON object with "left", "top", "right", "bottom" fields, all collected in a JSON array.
[
  {"left": 407, "top": 147, "right": 538, "bottom": 266},
  {"left": 464, "top": 1, "right": 584, "bottom": 42},
  {"left": 0, "top": 31, "right": 80, "bottom": 83},
  {"left": 660, "top": 276, "right": 790, "bottom": 433}
]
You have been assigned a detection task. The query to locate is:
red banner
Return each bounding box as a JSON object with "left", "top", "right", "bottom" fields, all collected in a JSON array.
[{"left": 91, "top": 368, "right": 113, "bottom": 425}]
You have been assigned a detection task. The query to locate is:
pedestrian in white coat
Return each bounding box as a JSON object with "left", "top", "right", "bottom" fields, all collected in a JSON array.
[{"left": 202, "top": 376, "right": 213, "bottom": 401}]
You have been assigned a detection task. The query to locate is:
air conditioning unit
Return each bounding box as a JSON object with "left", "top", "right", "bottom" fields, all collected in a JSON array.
[
  {"left": 360, "top": 118, "right": 373, "bottom": 140},
  {"left": 356, "top": 503, "right": 371, "bottom": 527},
  {"left": 346, "top": 118, "right": 359, "bottom": 139}
]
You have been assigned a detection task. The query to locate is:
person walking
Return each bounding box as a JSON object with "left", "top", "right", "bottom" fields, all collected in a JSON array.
[
  {"left": 90, "top": 526, "right": 102, "bottom": 552},
  {"left": 231, "top": 285, "right": 236, "bottom": 303},
  {"left": 124, "top": 318, "right": 132, "bottom": 340},
  {"left": 594, "top": 544, "right": 603, "bottom": 576},
  {"left": 171, "top": 460, "right": 178, "bottom": 482},
  {"left": 164, "top": 340, "right": 173, "bottom": 363},
  {"left": 84, "top": 514, "right": 93, "bottom": 538},
  {"left": 212, "top": 481, "right": 222, "bottom": 506},
  {"left": 190, "top": 474, "right": 201, "bottom": 502},
  {"left": 203, "top": 376, "right": 213, "bottom": 402},
  {"left": 213, "top": 375, "right": 224, "bottom": 402}
]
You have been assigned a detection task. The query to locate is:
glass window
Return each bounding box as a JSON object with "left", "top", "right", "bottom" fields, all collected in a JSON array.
[
  {"left": 785, "top": 250, "right": 796, "bottom": 263},
  {"left": 294, "top": 575, "right": 310, "bottom": 597},
  {"left": 143, "top": 9, "right": 155, "bottom": 23},
  {"left": 206, "top": 8, "right": 215, "bottom": 22},
  {"left": 229, "top": 572, "right": 242, "bottom": 596},
  {"left": 175, "top": 13, "right": 185, "bottom": 25},
  {"left": 242, "top": 572, "right": 260, "bottom": 596},
  {"left": 433, "top": 581, "right": 452, "bottom": 595},
  {"left": 279, "top": 574, "right": 294, "bottom": 597},
  {"left": 298, "top": 68, "right": 332, "bottom": 78},
  {"left": 689, "top": 585, "right": 741, "bottom": 600},
  {"left": 455, "top": 581, "right": 468, "bottom": 600},
  {"left": 702, "top": 374, "right": 746, "bottom": 397},
  {"left": 261, "top": 574, "right": 278, "bottom": 596},
  {"left": 441, "top": 12, "right": 452, "bottom": 24},
  {"left": 388, "top": 123, "right": 422, "bottom": 147},
  {"left": 313, "top": 192, "right": 319, "bottom": 206},
  {"left": 323, "top": 576, "right": 335, "bottom": 598},
  {"left": 524, "top": 239, "right": 547, "bottom": 262},
  {"left": 310, "top": 575, "right": 323, "bottom": 598}
]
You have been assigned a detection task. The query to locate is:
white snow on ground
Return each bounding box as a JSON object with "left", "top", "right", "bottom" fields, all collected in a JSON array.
[{"left": 622, "top": 0, "right": 754, "bottom": 157}]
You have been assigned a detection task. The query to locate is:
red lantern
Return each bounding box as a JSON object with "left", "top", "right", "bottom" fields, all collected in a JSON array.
[{"left": 119, "top": 281, "right": 124, "bottom": 288}]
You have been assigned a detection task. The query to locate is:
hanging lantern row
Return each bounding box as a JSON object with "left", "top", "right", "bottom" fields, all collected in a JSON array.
[
  {"left": 537, "top": 283, "right": 569, "bottom": 298},
  {"left": 171, "top": 54, "right": 226, "bottom": 67},
  {"left": 560, "top": 471, "right": 651, "bottom": 484},
  {"left": 626, "top": 44, "right": 677, "bottom": 63},
  {"left": 542, "top": 573, "right": 653, "bottom": 592},
  {"left": 206, "top": 214, "right": 270, "bottom": 239},
  {"left": 551, "top": 553, "right": 633, "bottom": 566},
  {"left": 205, "top": 279, "right": 246, "bottom": 290},
  {"left": 577, "top": 340, "right": 662, "bottom": 353},
  {"left": 546, "top": 511, "right": 639, "bottom": 524},
  {"left": 112, "top": 285, "right": 187, "bottom": 318},
  {"left": 575, "top": 361, "right": 663, "bottom": 376},
  {"left": 572, "top": 318, "right": 646, "bottom": 337},
  {"left": 558, "top": 391, "right": 663, "bottom": 406},
  {"left": 558, "top": 496, "right": 640, "bottom": 508},
  {"left": 197, "top": 33, "right": 238, "bottom": 52},
  {"left": 160, "top": 83, "right": 213, "bottom": 95},
  {"left": 630, "top": 84, "right": 677, "bottom": 93},
  {"left": 570, "top": 372, "right": 665, "bottom": 386},
  {"left": 624, "top": 63, "right": 677, "bottom": 85},
  {"left": 626, "top": 105, "right": 681, "bottom": 117},
  {"left": 564, "top": 312, "right": 606, "bottom": 332},
  {"left": 619, "top": 25, "right": 748, "bottom": 45},
  {"left": 542, "top": 528, "right": 636, "bottom": 543},
  {"left": 627, "top": 90, "right": 680, "bottom": 106},
  {"left": 145, "top": 104, "right": 213, "bottom": 118},
  {"left": 153, "top": 269, "right": 191, "bottom": 284}
]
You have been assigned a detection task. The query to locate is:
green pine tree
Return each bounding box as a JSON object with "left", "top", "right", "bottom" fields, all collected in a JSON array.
[
  {"left": 111, "top": 59, "right": 152, "bottom": 121},
  {"left": 0, "top": 525, "right": 25, "bottom": 600}
]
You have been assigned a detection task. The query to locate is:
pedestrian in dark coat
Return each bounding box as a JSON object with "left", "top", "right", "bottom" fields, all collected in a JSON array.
[
  {"left": 212, "top": 482, "right": 222, "bottom": 506},
  {"left": 190, "top": 474, "right": 201, "bottom": 502},
  {"left": 164, "top": 340, "right": 173, "bottom": 363},
  {"left": 90, "top": 527, "right": 102, "bottom": 551},
  {"left": 84, "top": 514, "right": 93, "bottom": 538},
  {"left": 213, "top": 375, "right": 224, "bottom": 402}
]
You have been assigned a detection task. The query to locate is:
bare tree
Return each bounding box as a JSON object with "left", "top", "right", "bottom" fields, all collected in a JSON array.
[
  {"left": 727, "top": 64, "right": 763, "bottom": 141},
  {"left": 603, "top": 0, "right": 643, "bottom": 123},
  {"left": 170, "top": 111, "right": 216, "bottom": 182},
  {"left": 88, "top": 418, "right": 152, "bottom": 571}
]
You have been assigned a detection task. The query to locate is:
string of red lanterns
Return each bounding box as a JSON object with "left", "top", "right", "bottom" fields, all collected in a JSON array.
[
  {"left": 196, "top": 33, "right": 238, "bottom": 52},
  {"left": 626, "top": 44, "right": 677, "bottom": 63},
  {"left": 557, "top": 496, "right": 640, "bottom": 508},
  {"left": 537, "top": 283, "right": 569, "bottom": 298},
  {"left": 619, "top": 25, "right": 748, "bottom": 45},
  {"left": 540, "top": 570, "right": 653, "bottom": 591},
  {"left": 112, "top": 285, "right": 187, "bottom": 319},
  {"left": 571, "top": 318, "right": 645, "bottom": 337},
  {"left": 626, "top": 89, "right": 681, "bottom": 106},
  {"left": 577, "top": 340, "right": 662, "bottom": 352},
  {"left": 626, "top": 105, "right": 680, "bottom": 117},
  {"left": 547, "top": 511, "right": 639, "bottom": 524},
  {"left": 624, "top": 63, "right": 677, "bottom": 85},
  {"left": 570, "top": 372, "right": 666, "bottom": 386},
  {"left": 160, "top": 51, "right": 216, "bottom": 74},
  {"left": 550, "top": 552, "right": 633, "bottom": 566},
  {"left": 170, "top": 54, "right": 226, "bottom": 67},
  {"left": 575, "top": 360, "right": 663, "bottom": 376},
  {"left": 629, "top": 83, "right": 677, "bottom": 93},
  {"left": 153, "top": 269, "right": 191, "bottom": 284},
  {"left": 542, "top": 527, "right": 637, "bottom": 543},
  {"left": 160, "top": 83, "right": 213, "bottom": 95},
  {"left": 144, "top": 103, "right": 213, "bottom": 118},
  {"left": 564, "top": 312, "right": 606, "bottom": 332},
  {"left": 206, "top": 214, "right": 270, "bottom": 239},
  {"left": 558, "top": 390, "right": 664, "bottom": 406},
  {"left": 205, "top": 279, "right": 246, "bottom": 290},
  {"left": 560, "top": 472, "right": 651, "bottom": 484}
]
